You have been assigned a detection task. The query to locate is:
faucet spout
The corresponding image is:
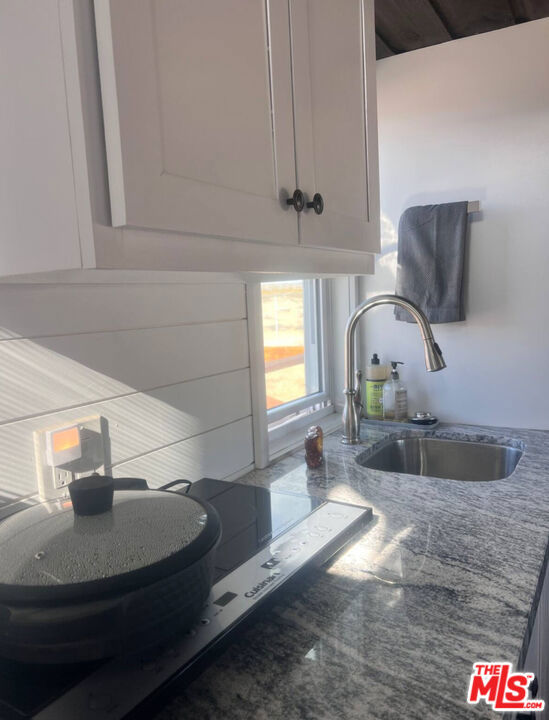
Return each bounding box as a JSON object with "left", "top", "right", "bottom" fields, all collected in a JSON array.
[{"left": 342, "top": 294, "right": 446, "bottom": 444}]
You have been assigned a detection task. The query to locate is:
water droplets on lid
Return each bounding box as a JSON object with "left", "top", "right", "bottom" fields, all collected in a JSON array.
[{"left": 0, "top": 490, "right": 207, "bottom": 587}]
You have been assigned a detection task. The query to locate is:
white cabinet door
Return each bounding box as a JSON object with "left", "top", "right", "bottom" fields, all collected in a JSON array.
[
  {"left": 95, "top": 0, "right": 298, "bottom": 245},
  {"left": 0, "top": 0, "right": 83, "bottom": 276},
  {"left": 290, "top": 0, "right": 380, "bottom": 253}
]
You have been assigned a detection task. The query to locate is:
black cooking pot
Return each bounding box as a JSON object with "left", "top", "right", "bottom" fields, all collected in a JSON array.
[{"left": 0, "top": 475, "right": 221, "bottom": 664}]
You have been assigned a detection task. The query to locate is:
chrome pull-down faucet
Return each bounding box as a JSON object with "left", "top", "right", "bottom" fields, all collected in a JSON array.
[{"left": 342, "top": 294, "right": 446, "bottom": 444}]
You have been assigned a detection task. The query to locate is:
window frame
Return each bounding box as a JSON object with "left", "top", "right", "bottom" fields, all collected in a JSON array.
[
  {"left": 265, "top": 278, "right": 330, "bottom": 424},
  {"left": 247, "top": 277, "right": 339, "bottom": 467}
]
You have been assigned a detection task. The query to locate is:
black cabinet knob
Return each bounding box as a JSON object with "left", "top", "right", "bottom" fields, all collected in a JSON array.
[
  {"left": 286, "top": 189, "right": 305, "bottom": 212},
  {"left": 307, "top": 193, "right": 324, "bottom": 215}
]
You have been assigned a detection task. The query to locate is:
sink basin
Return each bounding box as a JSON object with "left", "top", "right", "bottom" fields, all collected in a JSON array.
[{"left": 356, "top": 436, "right": 522, "bottom": 482}]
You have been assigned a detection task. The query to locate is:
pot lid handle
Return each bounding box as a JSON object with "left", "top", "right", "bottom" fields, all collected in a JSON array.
[
  {"left": 112, "top": 477, "right": 149, "bottom": 491},
  {"left": 68, "top": 475, "right": 114, "bottom": 516}
]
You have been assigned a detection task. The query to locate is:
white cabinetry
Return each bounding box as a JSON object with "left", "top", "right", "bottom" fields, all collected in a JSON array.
[
  {"left": 291, "top": 0, "right": 379, "bottom": 252},
  {"left": 0, "top": 0, "right": 379, "bottom": 278},
  {"left": 95, "top": 0, "right": 298, "bottom": 246},
  {"left": 0, "top": 0, "right": 83, "bottom": 276}
]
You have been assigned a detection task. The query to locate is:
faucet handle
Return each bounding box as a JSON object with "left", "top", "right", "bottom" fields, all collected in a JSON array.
[
  {"left": 342, "top": 388, "right": 361, "bottom": 444},
  {"left": 353, "top": 370, "right": 363, "bottom": 419}
]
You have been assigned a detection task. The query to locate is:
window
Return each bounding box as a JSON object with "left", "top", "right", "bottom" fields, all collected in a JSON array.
[
  {"left": 259, "top": 279, "right": 335, "bottom": 455},
  {"left": 248, "top": 276, "right": 357, "bottom": 466},
  {"left": 262, "top": 280, "right": 320, "bottom": 410}
]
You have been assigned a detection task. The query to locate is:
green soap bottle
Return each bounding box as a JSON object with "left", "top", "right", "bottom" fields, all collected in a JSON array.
[{"left": 365, "top": 353, "right": 387, "bottom": 419}]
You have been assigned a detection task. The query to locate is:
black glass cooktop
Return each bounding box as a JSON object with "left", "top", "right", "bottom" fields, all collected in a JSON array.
[
  {"left": 0, "top": 479, "right": 324, "bottom": 719},
  {"left": 190, "top": 478, "right": 324, "bottom": 582}
]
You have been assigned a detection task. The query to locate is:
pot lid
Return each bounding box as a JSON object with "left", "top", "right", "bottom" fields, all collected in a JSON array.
[{"left": 0, "top": 480, "right": 220, "bottom": 605}]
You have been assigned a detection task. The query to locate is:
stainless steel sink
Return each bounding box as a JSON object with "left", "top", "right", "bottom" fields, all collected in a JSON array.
[{"left": 356, "top": 436, "right": 522, "bottom": 481}]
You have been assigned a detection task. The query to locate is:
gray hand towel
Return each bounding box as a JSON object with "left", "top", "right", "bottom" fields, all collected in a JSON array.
[{"left": 394, "top": 201, "right": 467, "bottom": 324}]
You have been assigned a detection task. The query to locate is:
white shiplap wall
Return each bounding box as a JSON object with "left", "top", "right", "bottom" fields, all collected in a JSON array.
[{"left": 0, "top": 278, "right": 253, "bottom": 505}]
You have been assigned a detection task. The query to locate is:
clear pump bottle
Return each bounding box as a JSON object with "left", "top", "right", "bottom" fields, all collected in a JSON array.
[{"left": 383, "top": 361, "right": 408, "bottom": 422}]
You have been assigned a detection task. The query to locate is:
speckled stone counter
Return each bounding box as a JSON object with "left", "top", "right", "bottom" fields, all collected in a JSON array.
[{"left": 154, "top": 422, "right": 549, "bottom": 720}]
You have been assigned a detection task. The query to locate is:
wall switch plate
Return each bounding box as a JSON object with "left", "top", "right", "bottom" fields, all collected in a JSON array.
[{"left": 34, "top": 415, "right": 106, "bottom": 501}]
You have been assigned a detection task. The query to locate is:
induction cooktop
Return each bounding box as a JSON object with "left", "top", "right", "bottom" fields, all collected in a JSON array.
[{"left": 0, "top": 479, "right": 372, "bottom": 720}]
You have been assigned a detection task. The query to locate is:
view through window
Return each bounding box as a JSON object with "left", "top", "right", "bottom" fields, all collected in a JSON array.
[{"left": 261, "top": 280, "right": 321, "bottom": 411}]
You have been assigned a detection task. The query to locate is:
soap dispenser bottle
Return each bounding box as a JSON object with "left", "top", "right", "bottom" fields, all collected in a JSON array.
[
  {"left": 383, "top": 362, "right": 408, "bottom": 422},
  {"left": 365, "top": 353, "right": 387, "bottom": 420}
]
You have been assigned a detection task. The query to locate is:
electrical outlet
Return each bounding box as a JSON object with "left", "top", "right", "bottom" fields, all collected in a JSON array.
[
  {"left": 53, "top": 467, "right": 73, "bottom": 490},
  {"left": 34, "top": 415, "right": 106, "bottom": 501}
]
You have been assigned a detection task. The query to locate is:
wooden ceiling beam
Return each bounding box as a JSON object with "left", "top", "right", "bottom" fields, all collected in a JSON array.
[
  {"left": 428, "top": 0, "right": 515, "bottom": 38},
  {"left": 376, "top": 32, "right": 395, "bottom": 59},
  {"left": 374, "top": 0, "right": 452, "bottom": 54},
  {"left": 374, "top": 0, "right": 549, "bottom": 59},
  {"left": 425, "top": 0, "right": 458, "bottom": 38},
  {"left": 509, "top": 0, "right": 549, "bottom": 21}
]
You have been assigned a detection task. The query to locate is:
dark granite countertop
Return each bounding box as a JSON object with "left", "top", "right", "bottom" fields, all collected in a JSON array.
[{"left": 154, "top": 421, "right": 549, "bottom": 720}]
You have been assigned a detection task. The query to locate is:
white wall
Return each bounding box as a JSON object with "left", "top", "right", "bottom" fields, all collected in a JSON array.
[
  {"left": 0, "top": 276, "right": 253, "bottom": 507},
  {"left": 361, "top": 19, "right": 549, "bottom": 430}
]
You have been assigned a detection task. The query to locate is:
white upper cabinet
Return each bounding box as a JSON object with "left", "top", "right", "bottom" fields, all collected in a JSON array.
[
  {"left": 0, "top": 0, "right": 378, "bottom": 278},
  {"left": 291, "top": 0, "right": 380, "bottom": 253},
  {"left": 95, "top": 0, "right": 379, "bottom": 255},
  {"left": 0, "top": 0, "right": 83, "bottom": 276},
  {"left": 95, "top": 0, "right": 299, "bottom": 245}
]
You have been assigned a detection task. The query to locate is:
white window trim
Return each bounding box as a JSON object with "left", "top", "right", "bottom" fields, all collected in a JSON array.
[
  {"left": 265, "top": 278, "right": 329, "bottom": 424},
  {"left": 267, "top": 391, "right": 330, "bottom": 424},
  {"left": 246, "top": 278, "right": 341, "bottom": 468},
  {"left": 246, "top": 282, "right": 270, "bottom": 469}
]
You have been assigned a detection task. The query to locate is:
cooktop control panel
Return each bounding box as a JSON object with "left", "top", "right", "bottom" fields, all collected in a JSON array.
[{"left": 36, "top": 498, "right": 371, "bottom": 720}]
